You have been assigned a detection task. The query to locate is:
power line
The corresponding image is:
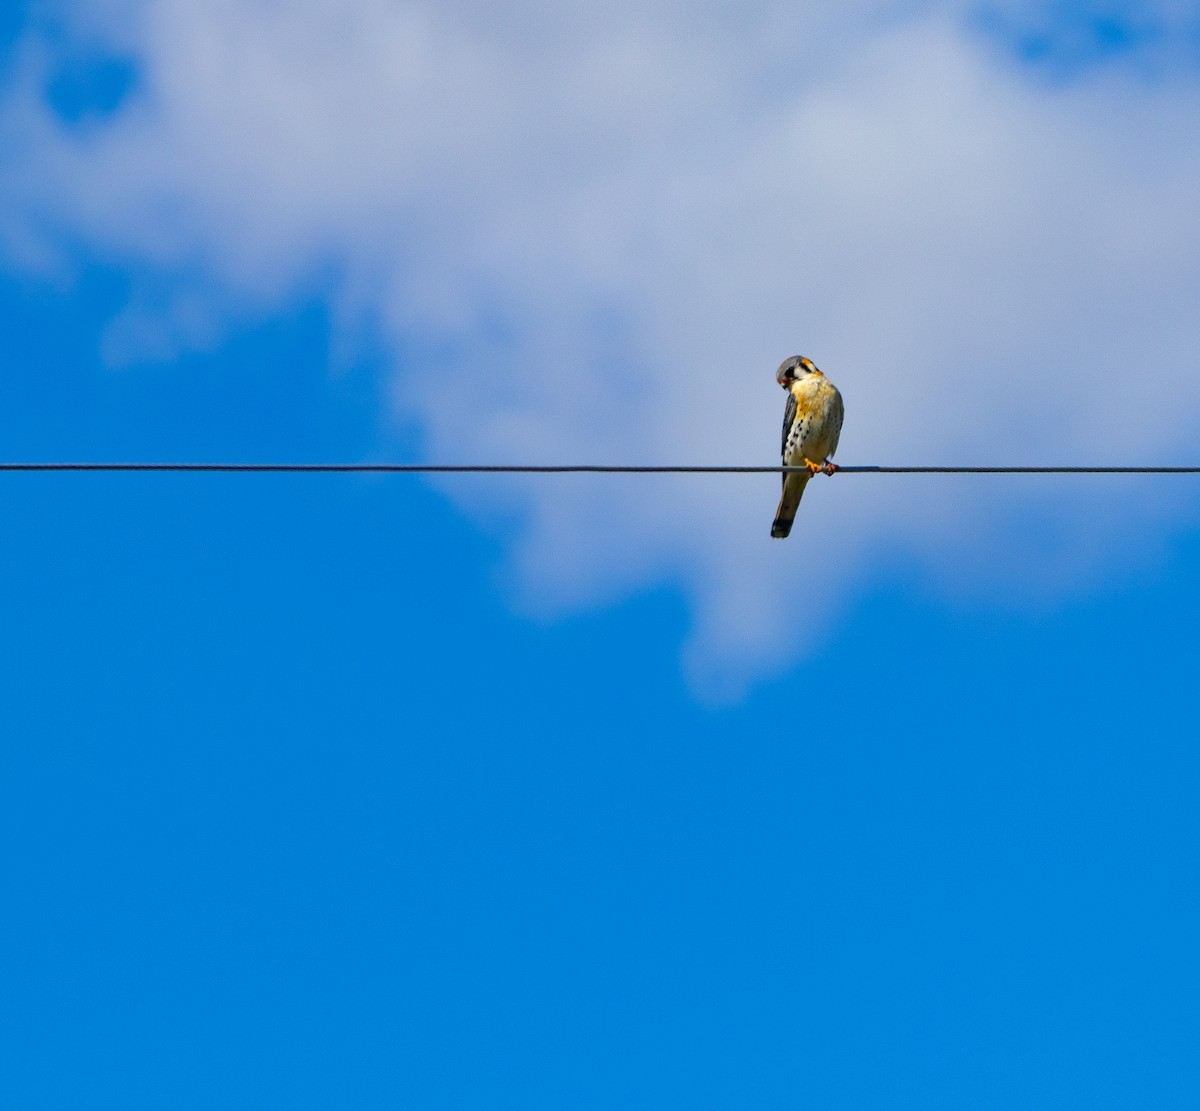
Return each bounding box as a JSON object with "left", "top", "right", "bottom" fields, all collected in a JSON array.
[{"left": 1, "top": 463, "right": 1200, "bottom": 474}]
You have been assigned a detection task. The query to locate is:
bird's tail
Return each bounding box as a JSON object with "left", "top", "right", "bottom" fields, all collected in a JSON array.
[{"left": 771, "top": 473, "right": 808, "bottom": 539}]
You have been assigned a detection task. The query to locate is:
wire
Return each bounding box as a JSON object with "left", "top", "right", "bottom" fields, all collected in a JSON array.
[{"left": 1, "top": 463, "right": 1199, "bottom": 474}]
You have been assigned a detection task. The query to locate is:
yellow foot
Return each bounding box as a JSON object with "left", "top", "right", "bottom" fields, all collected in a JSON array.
[
  {"left": 821, "top": 461, "right": 839, "bottom": 476},
  {"left": 802, "top": 457, "right": 823, "bottom": 475}
]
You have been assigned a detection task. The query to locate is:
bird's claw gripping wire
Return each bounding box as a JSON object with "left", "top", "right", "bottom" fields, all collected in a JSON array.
[{"left": 803, "top": 458, "right": 839, "bottom": 476}]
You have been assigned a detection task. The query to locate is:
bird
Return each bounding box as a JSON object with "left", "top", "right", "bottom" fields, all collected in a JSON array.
[{"left": 771, "top": 355, "right": 844, "bottom": 539}]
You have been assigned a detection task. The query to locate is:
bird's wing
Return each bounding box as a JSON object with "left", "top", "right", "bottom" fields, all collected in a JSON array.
[
  {"left": 777, "top": 395, "right": 796, "bottom": 491},
  {"left": 777, "top": 391, "right": 796, "bottom": 455},
  {"left": 826, "top": 388, "right": 845, "bottom": 458}
]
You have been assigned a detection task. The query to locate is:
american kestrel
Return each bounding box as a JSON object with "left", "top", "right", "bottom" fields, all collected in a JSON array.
[{"left": 771, "top": 355, "right": 844, "bottom": 539}]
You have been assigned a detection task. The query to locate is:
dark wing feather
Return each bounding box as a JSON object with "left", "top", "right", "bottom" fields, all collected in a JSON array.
[
  {"left": 827, "top": 388, "right": 845, "bottom": 458},
  {"left": 780, "top": 390, "right": 797, "bottom": 488}
]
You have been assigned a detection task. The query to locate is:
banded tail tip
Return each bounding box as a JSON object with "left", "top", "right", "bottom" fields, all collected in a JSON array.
[{"left": 771, "top": 477, "right": 805, "bottom": 539}]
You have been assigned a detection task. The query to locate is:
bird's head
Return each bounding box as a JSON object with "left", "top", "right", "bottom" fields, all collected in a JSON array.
[{"left": 776, "top": 355, "right": 823, "bottom": 388}]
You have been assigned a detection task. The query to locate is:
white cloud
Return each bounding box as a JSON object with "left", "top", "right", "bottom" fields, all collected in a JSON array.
[{"left": 4, "top": 0, "right": 1200, "bottom": 695}]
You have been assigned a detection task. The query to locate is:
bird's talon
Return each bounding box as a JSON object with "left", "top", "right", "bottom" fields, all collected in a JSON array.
[
  {"left": 822, "top": 462, "right": 839, "bottom": 476},
  {"left": 803, "top": 457, "right": 822, "bottom": 475}
]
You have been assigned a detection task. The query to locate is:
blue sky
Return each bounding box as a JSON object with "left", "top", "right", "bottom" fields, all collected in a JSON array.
[{"left": 3, "top": 2, "right": 1200, "bottom": 1107}]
